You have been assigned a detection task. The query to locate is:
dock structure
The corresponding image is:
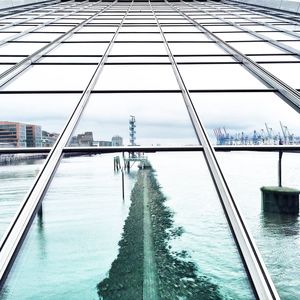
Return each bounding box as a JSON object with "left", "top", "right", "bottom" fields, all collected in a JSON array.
[
  {"left": 143, "top": 172, "right": 159, "bottom": 300},
  {"left": 261, "top": 186, "right": 300, "bottom": 215}
]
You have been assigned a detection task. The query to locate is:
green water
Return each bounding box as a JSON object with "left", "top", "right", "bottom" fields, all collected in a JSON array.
[{"left": 0, "top": 152, "right": 299, "bottom": 299}]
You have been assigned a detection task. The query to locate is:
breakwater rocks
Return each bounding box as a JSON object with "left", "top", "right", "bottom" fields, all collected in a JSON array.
[
  {"left": 97, "top": 166, "right": 222, "bottom": 300},
  {"left": 97, "top": 173, "right": 144, "bottom": 300}
]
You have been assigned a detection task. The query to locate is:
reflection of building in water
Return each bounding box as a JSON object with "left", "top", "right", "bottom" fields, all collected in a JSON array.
[
  {"left": 0, "top": 121, "right": 42, "bottom": 147},
  {"left": 42, "top": 131, "right": 59, "bottom": 147}
]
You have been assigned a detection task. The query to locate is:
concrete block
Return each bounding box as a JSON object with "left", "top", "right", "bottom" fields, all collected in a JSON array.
[{"left": 261, "top": 186, "right": 299, "bottom": 215}]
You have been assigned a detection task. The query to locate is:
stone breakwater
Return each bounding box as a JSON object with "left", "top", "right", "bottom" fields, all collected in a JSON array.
[{"left": 97, "top": 166, "right": 222, "bottom": 300}]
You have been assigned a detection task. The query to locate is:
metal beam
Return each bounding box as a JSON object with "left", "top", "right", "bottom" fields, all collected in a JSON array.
[{"left": 1, "top": 144, "right": 300, "bottom": 154}]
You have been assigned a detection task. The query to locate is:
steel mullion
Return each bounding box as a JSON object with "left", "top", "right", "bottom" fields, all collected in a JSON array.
[
  {"left": 0, "top": 1, "right": 96, "bottom": 48},
  {"left": 151, "top": 1, "right": 280, "bottom": 298},
  {"left": 185, "top": 1, "right": 300, "bottom": 58},
  {"left": 0, "top": 0, "right": 134, "bottom": 288},
  {"left": 169, "top": 1, "right": 300, "bottom": 115},
  {"left": 0, "top": 0, "right": 114, "bottom": 88}
]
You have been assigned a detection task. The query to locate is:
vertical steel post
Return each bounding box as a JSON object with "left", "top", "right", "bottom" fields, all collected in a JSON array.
[{"left": 278, "top": 151, "right": 283, "bottom": 187}]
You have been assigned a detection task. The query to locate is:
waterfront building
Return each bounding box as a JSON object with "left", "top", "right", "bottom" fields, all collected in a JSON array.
[
  {"left": 26, "top": 124, "right": 42, "bottom": 147},
  {"left": 0, "top": 0, "right": 300, "bottom": 300},
  {"left": 72, "top": 131, "right": 94, "bottom": 146},
  {"left": 0, "top": 121, "right": 42, "bottom": 147},
  {"left": 111, "top": 135, "right": 123, "bottom": 146},
  {"left": 97, "top": 140, "right": 112, "bottom": 146},
  {"left": 0, "top": 121, "right": 26, "bottom": 147},
  {"left": 42, "top": 131, "right": 59, "bottom": 147}
]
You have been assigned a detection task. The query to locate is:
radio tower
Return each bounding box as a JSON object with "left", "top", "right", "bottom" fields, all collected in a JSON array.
[{"left": 129, "top": 115, "right": 136, "bottom": 146}]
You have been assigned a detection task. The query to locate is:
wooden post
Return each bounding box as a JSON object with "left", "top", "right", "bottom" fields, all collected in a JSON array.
[
  {"left": 122, "top": 169, "right": 125, "bottom": 201},
  {"left": 38, "top": 203, "right": 43, "bottom": 219},
  {"left": 278, "top": 151, "right": 283, "bottom": 187}
]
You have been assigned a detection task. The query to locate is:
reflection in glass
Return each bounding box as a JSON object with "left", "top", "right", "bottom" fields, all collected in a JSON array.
[
  {"left": 261, "top": 63, "right": 300, "bottom": 89},
  {"left": 228, "top": 42, "right": 285, "bottom": 55},
  {"left": 216, "top": 152, "right": 300, "bottom": 299},
  {"left": 1, "top": 153, "right": 254, "bottom": 299},
  {"left": 0, "top": 94, "right": 79, "bottom": 147},
  {"left": 179, "top": 64, "right": 267, "bottom": 90},
  {"left": 0, "top": 155, "right": 44, "bottom": 239},
  {"left": 70, "top": 93, "right": 198, "bottom": 147},
  {"left": 191, "top": 92, "right": 300, "bottom": 145},
  {"left": 94, "top": 65, "right": 179, "bottom": 90},
  {"left": 2, "top": 65, "right": 96, "bottom": 91}
]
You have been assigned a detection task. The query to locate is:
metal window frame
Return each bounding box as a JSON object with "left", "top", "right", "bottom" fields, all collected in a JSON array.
[{"left": 0, "top": 1, "right": 299, "bottom": 299}]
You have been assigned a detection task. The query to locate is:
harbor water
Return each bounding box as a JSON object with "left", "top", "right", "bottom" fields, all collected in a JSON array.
[{"left": 0, "top": 152, "right": 299, "bottom": 299}]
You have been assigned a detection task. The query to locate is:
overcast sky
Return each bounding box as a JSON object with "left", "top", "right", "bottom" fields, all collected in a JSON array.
[{"left": 1, "top": 90, "right": 300, "bottom": 145}]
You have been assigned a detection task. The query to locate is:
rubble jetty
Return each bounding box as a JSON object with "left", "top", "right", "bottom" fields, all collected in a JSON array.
[{"left": 97, "top": 165, "right": 222, "bottom": 300}]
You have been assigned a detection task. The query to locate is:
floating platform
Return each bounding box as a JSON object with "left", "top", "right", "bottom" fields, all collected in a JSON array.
[{"left": 261, "top": 186, "right": 300, "bottom": 215}]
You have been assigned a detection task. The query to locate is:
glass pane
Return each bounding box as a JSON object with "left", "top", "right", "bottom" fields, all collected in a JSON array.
[
  {"left": 261, "top": 63, "right": 300, "bottom": 89},
  {"left": 281, "top": 41, "right": 300, "bottom": 51},
  {"left": 250, "top": 55, "right": 299, "bottom": 62},
  {"left": 214, "top": 32, "right": 259, "bottom": 41},
  {"left": 0, "top": 93, "right": 79, "bottom": 147},
  {"left": 215, "top": 151, "right": 300, "bottom": 299},
  {"left": 70, "top": 93, "right": 198, "bottom": 147},
  {"left": 162, "top": 25, "right": 199, "bottom": 32},
  {"left": 116, "top": 33, "right": 162, "bottom": 41},
  {"left": 76, "top": 26, "right": 118, "bottom": 33},
  {"left": 204, "top": 25, "right": 243, "bottom": 32},
  {"left": 259, "top": 32, "right": 298, "bottom": 41},
  {"left": 0, "top": 155, "right": 45, "bottom": 239},
  {"left": 0, "top": 56, "right": 24, "bottom": 63},
  {"left": 2, "top": 65, "right": 96, "bottom": 91},
  {"left": 179, "top": 65, "right": 267, "bottom": 90},
  {"left": 176, "top": 55, "right": 235, "bottom": 63},
  {"left": 106, "top": 56, "right": 170, "bottom": 63},
  {"left": 94, "top": 65, "right": 179, "bottom": 90},
  {"left": 190, "top": 92, "right": 300, "bottom": 144},
  {"left": 40, "top": 56, "right": 102, "bottom": 63},
  {"left": 46, "top": 42, "right": 109, "bottom": 56},
  {"left": 165, "top": 32, "right": 211, "bottom": 41},
  {"left": 169, "top": 42, "right": 227, "bottom": 55},
  {"left": 0, "top": 42, "right": 48, "bottom": 55},
  {"left": 67, "top": 33, "right": 114, "bottom": 41},
  {"left": 110, "top": 42, "right": 167, "bottom": 55},
  {"left": 228, "top": 41, "right": 285, "bottom": 55},
  {"left": 1, "top": 152, "right": 254, "bottom": 299},
  {"left": 16, "top": 33, "right": 63, "bottom": 42}
]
